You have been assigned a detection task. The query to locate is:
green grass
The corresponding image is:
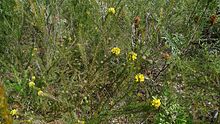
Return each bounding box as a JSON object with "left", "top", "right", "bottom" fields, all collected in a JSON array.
[{"left": 0, "top": 0, "right": 220, "bottom": 123}]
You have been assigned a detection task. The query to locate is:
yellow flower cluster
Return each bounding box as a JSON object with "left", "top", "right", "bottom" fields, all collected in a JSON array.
[
  {"left": 128, "top": 52, "right": 137, "bottom": 61},
  {"left": 109, "top": 46, "right": 161, "bottom": 111},
  {"left": 28, "top": 76, "right": 36, "bottom": 88},
  {"left": 110, "top": 48, "right": 138, "bottom": 62},
  {"left": 108, "top": 7, "right": 116, "bottom": 15},
  {"left": 151, "top": 98, "right": 161, "bottom": 109},
  {"left": 32, "top": 48, "right": 38, "bottom": 56},
  {"left": 10, "top": 109, "right": 17, "bottom": 116},
  {"left": 28, "top": 75, "right": 45, "bottom": 97},
  {"left": 111, "top": 47, "right": 121, "bottom": 56},
  {"left": 28, "top": 81, "right": 35, "bottom": 88},
  {"left": 135, "top": 73, "right": 145, "bottom": 83}
]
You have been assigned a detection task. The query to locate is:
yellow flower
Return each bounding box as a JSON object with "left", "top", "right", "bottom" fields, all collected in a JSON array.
[
  {"left": 137, "top": 92, "right": 143, "bottom": 97},
  {"left": 108, "top": 7, "right": 116, "bottom": 15},
  {"left": 111, "top": 47, "right": 121, "bottom": 56},
  {"left": 32, "top": 48, "right": 38, "bottom": 56},
  {"left": 151, "top": 98, "right": 161, "bottom": 109},
  {"left": 27, "top": 119, "right": 32, "bottom": 123},
  {"left": 33, "top": 48, "right": 38, "bottom": 51},
  {"left": 37, "top": 90, "right": 44, "bottom": 96},
  {"left": 135, "top": 73, "right": 145, "bottom": 83},
  {"left": 31, "top": 76, "right": 36, "bottom": 81},
  {"left": 10, "top": 109, "right": 17, "bottom": 116},
  {"left": 28, "top": 81, "right": 35, "bottom": 88},
  {"left": 128, "top": 52, "right": 137, "bottom": 61},
  {"left": 78, "top": 120, "right": 85, "bottom": 124}
]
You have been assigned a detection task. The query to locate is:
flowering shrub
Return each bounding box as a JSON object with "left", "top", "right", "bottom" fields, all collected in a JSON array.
[{"left": 0, "top": 0, "right": 219, "bottom": 123}]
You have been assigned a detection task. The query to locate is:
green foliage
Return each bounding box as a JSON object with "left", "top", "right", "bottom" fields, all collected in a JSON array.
[
  {"left": 155, "top": 83, "right": 188, "bottom": 124},
  {"left": 0, "top": 0, "right": 219, "bottom": 123}
]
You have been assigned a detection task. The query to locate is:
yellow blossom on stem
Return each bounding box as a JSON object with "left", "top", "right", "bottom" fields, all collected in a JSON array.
[
  {"left": 31, "top": 76, "right": 36, "bottom": 81},
  {"left": 37, "top": 90, "right": 44, "bottom": 96},
  {"left": 128, "top": 52, "right": 137, "bottom": 61},
  {"left": 78, "top": 120, "right": 85, "bottom": 124},
  {"left": 111, "top": 47, "right": 121, "bottom": 56},
  {"left": 33, "top": 48, "right": 38, "bottom": 51},
  {"left": 151, "top": 97, "right": 161, "bottom": 109},
  {"left": 135, "top": 73, "right": 145, "bottom": 83},
  {"left": 108, "top": 7, "right": 116, "bottom": 15},
  {"left": 28, "top": 81, "right": 35, "bottom": 88},
  {"left": 10, "top": 109, "right": 17, "bottom": 116}
]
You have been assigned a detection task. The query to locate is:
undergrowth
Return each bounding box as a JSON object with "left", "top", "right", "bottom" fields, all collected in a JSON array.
[{"left": 0, "top": 0, "right": 219, "bottom": 123}]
